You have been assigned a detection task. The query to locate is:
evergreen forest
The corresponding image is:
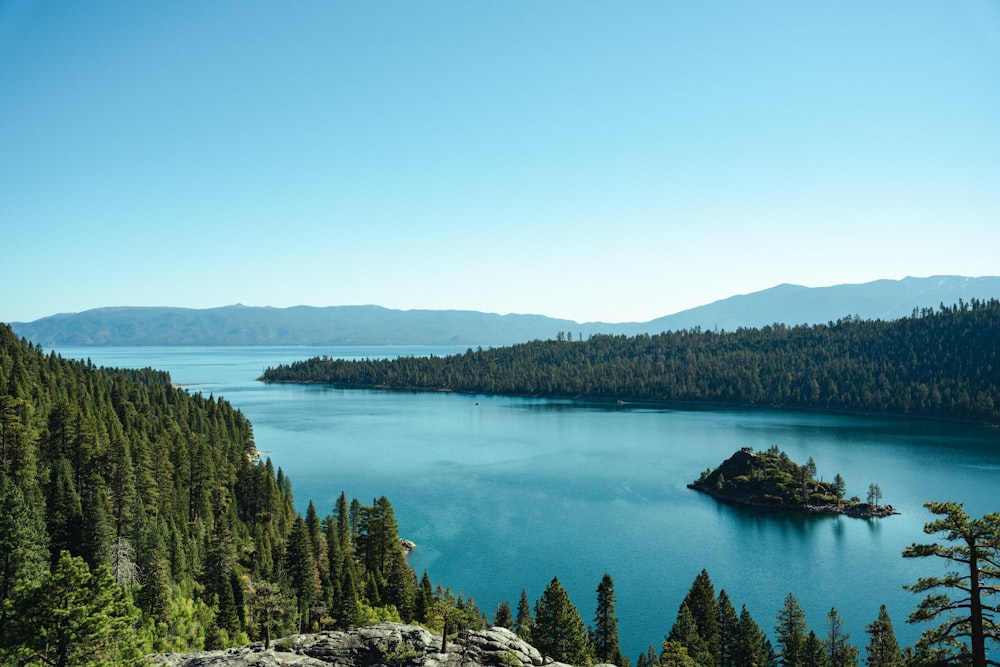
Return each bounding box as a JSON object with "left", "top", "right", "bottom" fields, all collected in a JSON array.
[
  {"left": 261, "top": 299, "right": 1000, "bottom": 424},
  {"left": 2, "top": 319, "right": 999, "bottom": 666},
  {"left": 0, "top": 324, "right": 480, "bottom": 664}
]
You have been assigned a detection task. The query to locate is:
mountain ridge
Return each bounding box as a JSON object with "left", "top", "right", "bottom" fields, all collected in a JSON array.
[{"left": 9, "top": 275, "right": 1000, "bottom": 346}]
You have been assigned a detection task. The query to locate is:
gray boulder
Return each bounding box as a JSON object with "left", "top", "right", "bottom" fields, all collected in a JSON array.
[{"left": 149, "top": 623, "right": 590, "bottom": 667}]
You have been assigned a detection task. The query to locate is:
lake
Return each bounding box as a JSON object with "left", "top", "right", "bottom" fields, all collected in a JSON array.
[{"left": 57, "top": 345, "right": 1000, "bottom": 660}]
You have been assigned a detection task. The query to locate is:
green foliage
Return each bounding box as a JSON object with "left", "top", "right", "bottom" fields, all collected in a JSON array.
[
  {"left": 248, "top": 578, "right": 285, "bottom": 649},
  {"left": 428, "top": 586, "right": 482, "bottom": 653},
  {"left": 659, "top": 639, "right": 698, "bottom": 667},
  {"left": 676, "top": 570, "right": 720, "bottom": 666},
  {"left": 376, "top": 639, "right": 421, "bottom": 667},
  {"left": 775, "top": 593, "right": 807, "bottom": 667},
  {"left": 717, "top": 590, "right": 740, "bottom": 667},
  {"left": 515, "top": 588, "right": 533, "bottom": 639},
  {"left": 532, "top": 576, "right": 595, "bottom": 666},
  {"left": 823, "top": 607, "right": 858, "bottom": 667},
  {"left": 668, "top": 601, "right": 710, "bottom": 667},
  {"left": 261, "top": 300, "right": 1000, "bottom": 423},
  {"left": 736, "top": 605, "right": 773, "bottom": 667},
  {"left": 902, "top": 501, "right": 1000, "bottom": 667},
  {"left": 0, "top": 551, "right": 146, "bottom": 667},
  {"left": 494, "top": 599, "right": 514, "bottom": 630},
  {"left": 591, "top": 573, "right": 622, "bottom": 665},
  {"left": 691, "top": 447, "right": 870, "bottom": 514},
  {"left": 865, "top": 605, "right": 904, "bottom": 667},
  {"left": 0, "top": 324, "right": 420, "bottom": 654}
]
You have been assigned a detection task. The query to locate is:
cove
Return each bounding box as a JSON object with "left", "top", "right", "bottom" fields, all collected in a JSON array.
[{"left": 57, "top": 345, "right": 1000, "bottom": 660}]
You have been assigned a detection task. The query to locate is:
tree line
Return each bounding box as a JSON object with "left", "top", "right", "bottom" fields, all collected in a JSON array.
[
  {"left": 0, "top": 324, "right": 477, "bottom": 664},
  {"left": 2, "top": 322, "right": 997, "bottom": 666},
  {"left": 499, "top": 499, "right": 999, "bottom": 667},
  {"left": 261, "top": 299, "right": 1000, "bottom": 424}
]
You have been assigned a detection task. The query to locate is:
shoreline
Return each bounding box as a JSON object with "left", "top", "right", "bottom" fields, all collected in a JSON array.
[{"left": 688, "top": 483, "right": 900, "bottom": 518}]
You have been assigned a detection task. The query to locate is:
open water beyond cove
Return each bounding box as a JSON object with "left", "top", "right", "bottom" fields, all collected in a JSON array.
[{"left": 59, "top": 345, "right": 1000, "bottom": 660}]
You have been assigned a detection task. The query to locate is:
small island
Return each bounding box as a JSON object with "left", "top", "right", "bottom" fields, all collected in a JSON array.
[{"left": 689, "top": 446, "right": 898, "bottom": 518}]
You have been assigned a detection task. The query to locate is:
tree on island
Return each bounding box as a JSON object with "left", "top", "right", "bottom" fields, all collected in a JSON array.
[
  {"left": 903, "top": 501, "right": 1000, "bottom": 667},
  {"left": 867, "top": 484, "right": 884, "bottom": 508},
  {"left": 833, "top": 474, "right": 846, "bottom": 505}
]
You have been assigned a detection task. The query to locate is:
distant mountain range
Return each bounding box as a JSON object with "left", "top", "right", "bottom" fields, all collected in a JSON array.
[{"left": 9, "top": 275, "right": 1000, "bottom": 347}]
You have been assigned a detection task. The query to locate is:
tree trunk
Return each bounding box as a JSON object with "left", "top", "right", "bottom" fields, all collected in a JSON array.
[{"left": 967, "top": 541, "right": 986, "bottom": 667}]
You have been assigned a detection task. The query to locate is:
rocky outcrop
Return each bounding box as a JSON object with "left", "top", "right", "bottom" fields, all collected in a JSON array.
[
  {"left": 689, "top": 447, "right": 899, "bottom": 518},
  {"left": 148, "top": 623, "right": 602, "bottom": 667}
]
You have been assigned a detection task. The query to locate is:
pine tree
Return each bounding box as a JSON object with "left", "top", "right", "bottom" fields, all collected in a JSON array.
[
  {"left": 335, "top": 554, "right": 362, "bottom": 629},
  {"left": 833, "top": 473, "right": 846, "bottom": 505},
  {"left": 494, "top": 599, "right": 514, "bottom": 630},
  {"left": 335, "top": 492, "right": 351, "bottom": 555},
  {"left": 903, "top": 501, "right": 1000, "bottom": 667},
  {"left": 383, "top": 548, "right": 416, "bottom": 621},
  {"left": 80, "top": 471, "right": 114, "bottom": 570},
  {"left": 645, "top": 643, "right": 659, "bottom": 667},
  {"left": 305, "top": 501, "right": 331, "bottom": 605},
  {"left": 824, "top": 607, "right": 859, "bottom": 667},
  {"left": 864, "top": 605, "right": 904, "bottom": 667},
  {"left": 736, "top": 605, "right": 772, "bottom": 667},
  {"left": 669, "top": 600, "right": 711, "bottom": 667},
  {"left": 775, "top": 593, "right": 808, "bottom": 667},
  {"left": 1, "top": 551, "right": 145, "bottom": 667},
  {"left": 285, "top": 515, "right": 318, "bottom": 632},
  {"left": 414, "top": 570, "right": 434, "bottom": 624},
  {"left": 203, "top": 525, "right": 240, "bottom": 637},
  {"left": 0, "top": 473, "right": 49, "bottom": 639},
  {"left": 668, "top": 570, "right": 720, "bottom": 666},
  {"left": 660, "top": 639, "right": 698, "bottom": 667},
  {"left": 516, "top": 588, "right": 533, "bottom": 639},
  {"left": 591, "top": 573, "right": 622, "bottom": 664},
  {"left": 532, "top": 576, "right": 595, "bottom": 666},
  {"left": 717, "top": 589, "right": 740, "bottom": 667},
  {"left": 250, "top": 579, "right": 285, "bottom": 649},
  {"left": 46, "top": 457, "right": 84, "bottom": 563},
  {"left": 139, "top": 552, "right": 172, "bottom": 624},
  {"left": 803, "top": 631, "right": 829, "bottom": 667}
]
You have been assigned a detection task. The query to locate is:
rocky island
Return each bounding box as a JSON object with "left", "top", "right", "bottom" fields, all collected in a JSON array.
[{"left": 689, "top": 446, "right": 898, "bottom": 518}]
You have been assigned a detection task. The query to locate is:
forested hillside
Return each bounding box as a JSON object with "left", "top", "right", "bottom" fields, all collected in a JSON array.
[
  {"left": 261, "top": 299, "right": 1000, "bottom": 424},
  {"left": 0, "top": 324, "right": 473, "bottom": 665}
]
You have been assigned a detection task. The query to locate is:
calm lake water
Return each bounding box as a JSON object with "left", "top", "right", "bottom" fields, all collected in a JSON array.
[{"left": 58, "top": 345, "right": 1000, "bottom": 660}]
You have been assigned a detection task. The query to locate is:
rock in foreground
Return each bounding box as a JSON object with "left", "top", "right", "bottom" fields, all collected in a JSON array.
[{"left": 149, "top": 622, "right": 599, "bottom": 667}]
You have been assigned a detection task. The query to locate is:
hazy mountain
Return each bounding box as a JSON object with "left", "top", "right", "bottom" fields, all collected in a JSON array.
[
  {"left": 633, "top": 275, "right": 1000, "bottom": 334},
  {"left": 9, "top": 275, "right": 999, "bottom": 347}
]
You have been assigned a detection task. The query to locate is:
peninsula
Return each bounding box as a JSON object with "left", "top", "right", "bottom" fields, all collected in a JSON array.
[{"left": 689, "top": 446, "right": 898, "bottom": 518}]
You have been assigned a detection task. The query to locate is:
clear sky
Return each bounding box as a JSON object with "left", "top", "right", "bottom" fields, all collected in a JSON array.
[{"left": 2, "top": 1, "right": 999, "bottom": 324}]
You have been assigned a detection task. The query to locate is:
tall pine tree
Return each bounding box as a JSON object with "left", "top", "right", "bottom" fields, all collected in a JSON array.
[
  {"left": 591, "top": 573, "right": 622, "bottom": 664},
  {"left": 775, "top": 593, "right": 807, "bottom": 667},
  {"left": 532, "top": 576, "right": 595, "bottom": 666},
  {"left": 864, "top": 605, "right": 904, "bottom": 667}
]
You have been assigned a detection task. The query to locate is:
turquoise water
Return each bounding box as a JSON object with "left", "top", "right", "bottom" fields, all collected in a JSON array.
[{"left": 58, "top": 345, "right": 1000, "bottom": 660}]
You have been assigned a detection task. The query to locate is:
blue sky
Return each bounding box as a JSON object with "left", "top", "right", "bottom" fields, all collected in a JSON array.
[{"left": 2, "top": 1, "right": 999, "bottom": 324}]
